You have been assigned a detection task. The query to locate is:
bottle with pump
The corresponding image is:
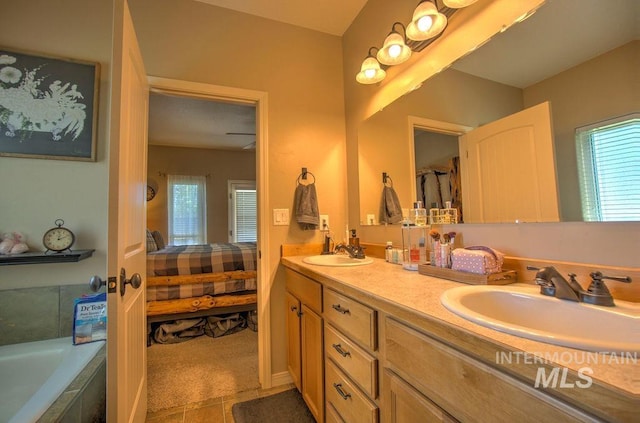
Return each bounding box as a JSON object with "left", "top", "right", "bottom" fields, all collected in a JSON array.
[{"left": 385, "top": 241, "right": 393, "bottom": 262}]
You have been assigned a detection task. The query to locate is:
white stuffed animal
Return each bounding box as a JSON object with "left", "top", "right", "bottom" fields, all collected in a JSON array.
[
  {"left": 10, "top": 232, "right": 29, "bottom": 254},
  {"left": 0, "top": 232, "right": 29, "bottom": 254},
  {"left": 0, "top": 232, "right": 15, "bottom": 254}
]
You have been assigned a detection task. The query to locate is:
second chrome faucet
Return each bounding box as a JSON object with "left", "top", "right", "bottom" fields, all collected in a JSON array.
[{"left": 527, "top": 266, "right": 632, "bottom": 307}]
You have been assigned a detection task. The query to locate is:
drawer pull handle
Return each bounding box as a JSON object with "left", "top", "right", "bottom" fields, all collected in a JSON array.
[
  {"left": 332, "top": 304, "right": 350, "bottom": 314},
  {"left": 332, "top": 343, "right": 351, "bottom": 357},
  {"left": 333, "top": 383, "right": 351, "bottom": 400}
]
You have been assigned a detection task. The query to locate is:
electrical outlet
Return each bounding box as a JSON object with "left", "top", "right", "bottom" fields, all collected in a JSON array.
[
  {"left": 366, "top": 214, "right": 376, "bottom": 225},
  {"left": 319, "top": 214, "right": 329, "bottom": 230}
]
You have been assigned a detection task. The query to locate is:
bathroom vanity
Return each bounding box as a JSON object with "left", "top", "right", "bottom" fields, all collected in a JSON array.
[{"left": 281, "top": 255, "right": 638, "bottom": 423}]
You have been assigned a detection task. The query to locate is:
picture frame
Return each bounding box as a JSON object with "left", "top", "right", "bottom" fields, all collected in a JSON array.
[{"left": 0, "top": 47, "right": 100, "bottom": 161}]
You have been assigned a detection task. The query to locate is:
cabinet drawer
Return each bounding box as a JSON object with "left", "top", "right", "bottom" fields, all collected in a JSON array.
[
  {"left": 285, "top": 269, "right": 322, "bottom": 313},
  {"left": 324, "top": 289, "right": 377, "bottom": 351},
  {"left": 325, "top": 324, "right": 378, "bottom": 398},
  {"left": 326, "top": 359, "right": 379, "bottom": 423},
  {"left": 385, "top": 318, "right": 594, "bottom": 423}
]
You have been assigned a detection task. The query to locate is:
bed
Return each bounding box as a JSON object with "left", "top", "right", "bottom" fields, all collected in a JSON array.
[{"left": 145, "top": 238, "right": 258, "bottom": 328}]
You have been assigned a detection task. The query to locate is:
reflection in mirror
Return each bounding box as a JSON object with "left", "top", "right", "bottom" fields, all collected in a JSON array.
[{"left": 358, "top": 0, "right": 638, "bottom": 224}]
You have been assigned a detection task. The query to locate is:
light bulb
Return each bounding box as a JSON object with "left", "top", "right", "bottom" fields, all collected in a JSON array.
[
  {"left": 364, "top": 68, "right": 376, "bottom": 78},
  {"left": 388, "top": 44, "right": 402, "bottom": 58},
  {"left": 417, "top": 15, "right": 433, "bottom": 32}
]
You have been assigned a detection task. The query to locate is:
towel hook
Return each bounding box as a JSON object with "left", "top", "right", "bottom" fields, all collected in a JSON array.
[{"left": 382, "top": 172, "right": 393, "bottom": 187}]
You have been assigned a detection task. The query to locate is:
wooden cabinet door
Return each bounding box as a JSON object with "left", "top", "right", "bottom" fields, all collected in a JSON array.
[
  {"left": 383, "top": 370, "right": 457, "bottom": 423},
  {"left": 286, "top": 292, "right": 302, "bottom": 392},
  {"left": 301, "top": 304, "right": 324, "bottom": 423}
]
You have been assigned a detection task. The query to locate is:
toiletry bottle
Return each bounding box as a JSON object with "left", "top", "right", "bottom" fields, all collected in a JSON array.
[
  {"left": 385, "top": 241, "right": 393, "bottom": 262},
  {"left": 411, "top": 201, "right": 427, "bottom": 226}
]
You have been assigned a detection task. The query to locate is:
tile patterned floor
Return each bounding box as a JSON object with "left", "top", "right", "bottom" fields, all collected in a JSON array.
[{"left": 145, "top": 383, "right": 296, "bottom": 423}]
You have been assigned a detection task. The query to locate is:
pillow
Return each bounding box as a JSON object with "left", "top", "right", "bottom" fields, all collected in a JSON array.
[
  {"left": 146, "top": 229, "right": 158, "bottom": 252},
  {"left": 151, "top": 230, "right": 165, "bottom": 250}
]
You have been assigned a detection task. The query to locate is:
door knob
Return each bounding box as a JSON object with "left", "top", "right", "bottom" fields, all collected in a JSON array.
[
  {"left": 120, "top": 268, "right": 142, "bottom": 297},
  {"left": 89, "top": 275, "right": 106, "bottom": 292}
]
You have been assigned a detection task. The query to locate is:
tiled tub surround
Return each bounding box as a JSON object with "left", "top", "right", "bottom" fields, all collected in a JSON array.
[
  {"left": 0, "top": 284, "right": 95, "bottom": 346},
  {"left": 281, "top": 256, "right": 639, "bottom": 422}
]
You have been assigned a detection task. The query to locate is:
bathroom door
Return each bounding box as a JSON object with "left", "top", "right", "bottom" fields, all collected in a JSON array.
[
  {"left": 459, "top": 101, "right": 560, "bottom": 223},
  {"left": 106, "top": 1, "right": 149, "bottom": 422}
]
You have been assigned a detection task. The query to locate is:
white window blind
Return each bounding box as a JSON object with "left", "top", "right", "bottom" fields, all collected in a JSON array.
[
  {"left": 576, "top": 114, "right": 640, "bottom": 221},
  {"left": 167, "top": 174, "right": 207, "bottom": 245},
  {"left": 228, "top": 181, "right": 256, "bottom": 242}
]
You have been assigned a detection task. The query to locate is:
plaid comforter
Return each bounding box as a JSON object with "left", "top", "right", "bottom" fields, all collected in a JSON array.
[{"left": 147, "top": 242, "right": 257, "bottom": 301}]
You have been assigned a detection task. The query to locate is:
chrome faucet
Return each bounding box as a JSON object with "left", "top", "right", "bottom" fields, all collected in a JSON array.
[
  {"left": 527, "top": 266, "right": 632, "bottom": 306},
  {"left": 528, "top": 266, "right": 582, "bottom": 302},
  {"left": 334, "top": 243, "right": 366, "bottom": 259}
]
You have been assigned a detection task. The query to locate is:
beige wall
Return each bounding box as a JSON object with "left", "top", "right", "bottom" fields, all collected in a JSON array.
[
  {"left": 343, "top": 0, "right": 639, "bottom": 269},
  {"left": 147, "top": 145, "right": 256, "bottom": 243},
  {"left": 0, "top": 0, "right": 113, "bottom": 290},
  {"left": 129, "top": 0, "right": 347, "bottom": 377},
  {"left": 523, "top": 41, "right": 639, "bottom": 221}
]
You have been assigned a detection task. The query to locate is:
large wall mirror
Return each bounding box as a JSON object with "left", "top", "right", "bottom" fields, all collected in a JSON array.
[{"left": 358, "top": 0, "right": 638, "bottom": 225}]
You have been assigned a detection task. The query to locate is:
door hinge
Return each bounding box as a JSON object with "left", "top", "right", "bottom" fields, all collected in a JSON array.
[{"left": 258, "top": 250, "right": 262, "bottom": 259}]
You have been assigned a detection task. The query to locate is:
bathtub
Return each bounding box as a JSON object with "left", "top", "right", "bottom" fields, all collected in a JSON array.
[{"left": 0, "top": 337, "right": 105, "bottom": 423}]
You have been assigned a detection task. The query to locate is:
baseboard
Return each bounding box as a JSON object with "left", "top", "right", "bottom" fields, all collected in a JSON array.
[{"left": 270, "top": 371, "right": 293, "bottom": 387}]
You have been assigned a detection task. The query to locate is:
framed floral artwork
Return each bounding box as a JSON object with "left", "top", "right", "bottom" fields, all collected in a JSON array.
[{"left": 0, "top": 47, "right": 100, "bottom": 161}]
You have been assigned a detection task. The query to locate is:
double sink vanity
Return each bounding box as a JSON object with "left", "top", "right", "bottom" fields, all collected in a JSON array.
[{"left": 281, "top": 252, "right": 638, "bottom": 423}]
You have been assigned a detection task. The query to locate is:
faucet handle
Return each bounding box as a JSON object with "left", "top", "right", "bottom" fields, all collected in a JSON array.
[{"left": 590, "top": 271, "right": 632, "bottom": 284}]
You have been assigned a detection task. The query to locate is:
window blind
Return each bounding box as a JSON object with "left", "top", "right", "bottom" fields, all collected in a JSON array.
[
  {"left": 167, "top": 174, "right": 207, "bottom": 245},
  {"left": 576, "top": 115, "right": 640, "bottom": 221},
  {"left": 234, "top": 189, "right": 257, "bottom": 242}
]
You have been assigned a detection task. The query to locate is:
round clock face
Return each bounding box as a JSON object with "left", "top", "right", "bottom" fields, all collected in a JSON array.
[
  {"left": 43, "top": 227, "right": 75, "bottom": 252},
  {"left": 147, "top": 185, "right": 156, "bottom": 201}
]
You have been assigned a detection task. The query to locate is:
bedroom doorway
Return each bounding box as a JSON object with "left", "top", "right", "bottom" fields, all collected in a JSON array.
[{"left": 144, "top": 77, "right": 270, "bottom": 411}]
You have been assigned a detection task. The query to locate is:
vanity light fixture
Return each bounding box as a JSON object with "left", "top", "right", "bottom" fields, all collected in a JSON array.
[
  {"left": 356, "top": 47, "right": 387, "bottom": 84},
  {"left": 406, "top": 0, "right": 448, "bottom": 41},
  {"left": 356, "top": 0, "right": 476, "bottom": 85},
  {"left": 377, "top": 22, "right": 413, "bottom": 66}
]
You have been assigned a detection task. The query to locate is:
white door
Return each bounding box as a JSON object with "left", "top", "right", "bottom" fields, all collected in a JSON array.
[
  {"left": 459, "top": 101, "right": 560, "bottom": 223},
  {"left": 106, "top": 1, "right": 149, "bottom": 422}
]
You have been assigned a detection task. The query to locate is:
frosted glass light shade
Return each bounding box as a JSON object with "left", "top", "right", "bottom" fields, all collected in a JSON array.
[
  {"left": 356, "top": 56, "right": 386, "bottom": 84},
  {"left": 443, "top": 0, "right": 479, "bottom": 8},
  {"left": 377, "top": 32, "right": 412, "bottom": 66},
  {"left": 406, "top": 1, "right": 448, "bottom": 41}
]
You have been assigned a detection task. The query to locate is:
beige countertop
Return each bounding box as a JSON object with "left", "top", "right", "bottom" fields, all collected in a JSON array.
[{"left": 281, "top": 255, "right": 639, "bottom": 419}]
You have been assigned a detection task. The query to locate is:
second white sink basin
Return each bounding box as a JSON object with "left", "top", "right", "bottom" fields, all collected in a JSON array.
[
  {"left": 441, "top": 285, "right": 640, "bottom": 353},
  {"left": 302, "top": 254, "right": 374, "bottom": 267}
]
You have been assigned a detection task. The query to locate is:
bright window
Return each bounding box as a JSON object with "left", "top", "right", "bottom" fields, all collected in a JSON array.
[
  {"left": 168, "top": 174, "right": 207, "bottom": 245},
  {"left": 576, "top": 114, "right": 640, "bottom": 221},
  {"left": 228, "top": 180, "right": 257, "bottom": 242}
]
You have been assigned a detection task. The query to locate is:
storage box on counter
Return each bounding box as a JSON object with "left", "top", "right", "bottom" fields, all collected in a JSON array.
[
  {"left": 73, "top": 292, "right": 107, "bottom": 345},
  {"left": 451, "top": 246, "right": 504, "bottom": 275}
]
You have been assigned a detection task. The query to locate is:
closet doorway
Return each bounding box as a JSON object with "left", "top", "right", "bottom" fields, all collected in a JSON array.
[
  {"left": 144, "top": 77, "right": 270, "bottom": 411},
  {"left": 409, "top": 116, "right": 471, "bottom": 223}
]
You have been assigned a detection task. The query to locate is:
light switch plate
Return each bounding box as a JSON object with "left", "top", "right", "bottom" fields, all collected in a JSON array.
[{"left": 273, "top": 208, "right": 289, "bottom": 226}]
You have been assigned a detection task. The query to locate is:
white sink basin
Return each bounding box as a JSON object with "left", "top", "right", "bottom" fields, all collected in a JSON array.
[
  {"left": 302, "top": 254, "right": 374, "bottom": 267},
  {"left": 441, "top": 285, "right": 640, "bottom": 353}
]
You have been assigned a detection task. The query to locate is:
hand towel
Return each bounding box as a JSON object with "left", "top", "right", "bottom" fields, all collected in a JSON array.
[
  {"left": 294, "top": 183, "right": 319, "bottom": 230},
  {"left": 379, "top": 186, "right": 403, "bottom": 224}
]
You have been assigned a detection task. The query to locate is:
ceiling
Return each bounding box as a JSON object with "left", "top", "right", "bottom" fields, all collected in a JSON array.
[
  {"left": 148, "top": 0, "right": 638, "bottom": 150},
  {"left": 193, "top": 0, "right": 368, "bottom": 36}
]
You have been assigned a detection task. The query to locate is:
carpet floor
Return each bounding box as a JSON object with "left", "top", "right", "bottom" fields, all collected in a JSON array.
[
  {"left": 147, "top": 329, "right": 260, "bottom": 412},
  {"left": 232, "top": 389, "right": 314, "bottom": 423}
]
